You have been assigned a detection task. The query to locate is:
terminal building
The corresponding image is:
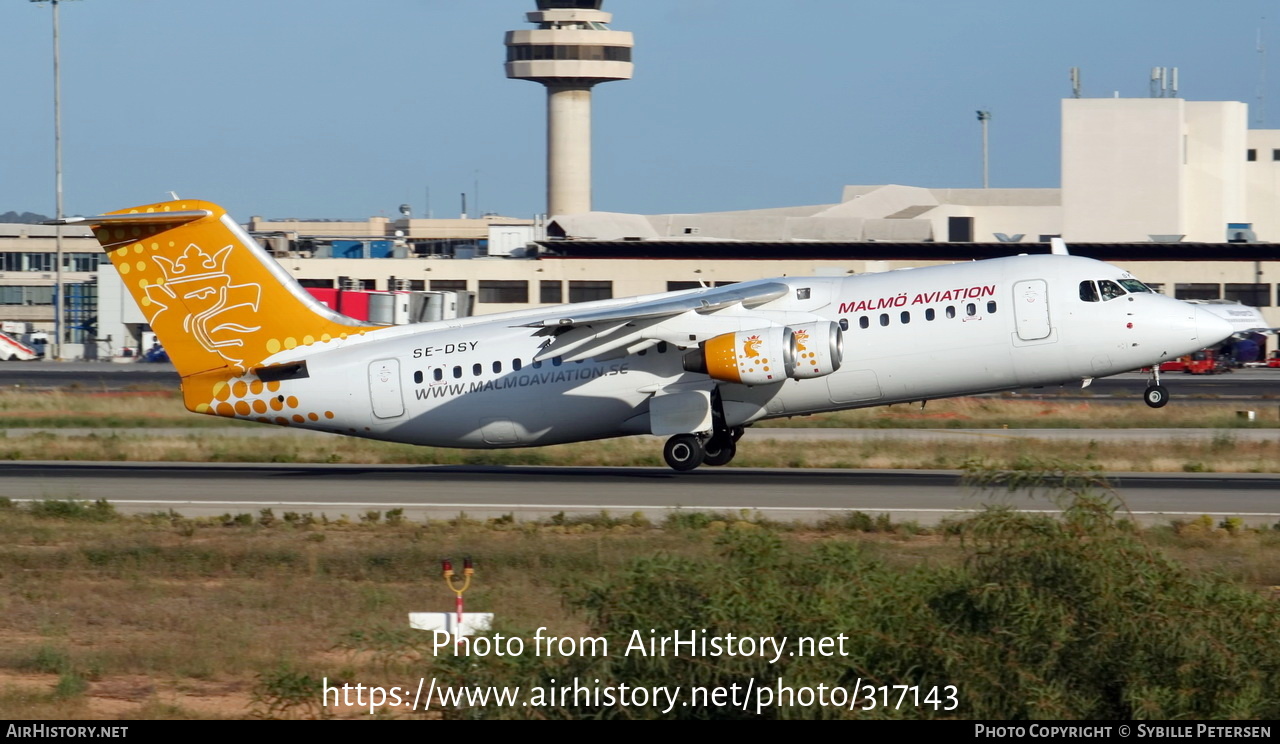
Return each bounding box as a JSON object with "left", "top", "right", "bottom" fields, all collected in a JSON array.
[
  {"left": 6, "top": 95, "right": 1280, "bottom": 360},
  {"left": 4, "top": 0, "right": 1280, "bottom": 359}
]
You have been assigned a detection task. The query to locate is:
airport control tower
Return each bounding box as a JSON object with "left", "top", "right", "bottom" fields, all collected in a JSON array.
[{"left": 505, "top": 1, "right": 634, "bottom": 216}]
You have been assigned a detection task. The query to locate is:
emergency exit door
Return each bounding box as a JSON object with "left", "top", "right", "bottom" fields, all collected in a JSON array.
[{"left": 368, "top": 359, "right": 405, "bottom": 419}]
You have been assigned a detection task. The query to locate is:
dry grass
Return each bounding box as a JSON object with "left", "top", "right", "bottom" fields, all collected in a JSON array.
[
  {"left": 0, "top": 390, "right": 1276, "bottom": 431},
  {"left": 0, "top": 502, "right": 1276, "bottom": 720},
  {"left": 0, "top": 390, "right": 245, "bottom": 429},
  {"left": 768, "top": 396, "right": 1280, "bottom": 429},
  {"left": 0, "top": 390, "right": 1278, "bottom": 472},
  {"left": 0, "top": 429, "right": 1277, "bottom": 472}
]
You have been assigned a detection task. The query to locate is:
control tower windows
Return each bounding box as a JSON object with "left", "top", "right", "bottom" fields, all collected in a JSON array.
[
  {"left": 537, "top": 0, "right": 603, "bottom": 9},
  {"left": 507, "top": 45, "right": 633, "bottom": 63}
]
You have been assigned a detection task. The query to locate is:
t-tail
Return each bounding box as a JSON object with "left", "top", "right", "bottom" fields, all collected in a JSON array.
[{"left": 52, "top": 199, "right": 381, "bottom": 414}]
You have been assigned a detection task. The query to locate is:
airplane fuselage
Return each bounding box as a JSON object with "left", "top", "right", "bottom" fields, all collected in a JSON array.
[{"left": 240, "top": 254, "right": 1222, "bottom": 449}]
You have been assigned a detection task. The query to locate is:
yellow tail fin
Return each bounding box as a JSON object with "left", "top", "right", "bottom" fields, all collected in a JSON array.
[{"left": 76, "top": 199, "right": 381, "bottom": 413}]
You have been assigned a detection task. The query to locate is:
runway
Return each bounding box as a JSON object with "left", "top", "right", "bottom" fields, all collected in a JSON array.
[{"left": 4, "top": 461, "right": 1278, "bottom": 527}]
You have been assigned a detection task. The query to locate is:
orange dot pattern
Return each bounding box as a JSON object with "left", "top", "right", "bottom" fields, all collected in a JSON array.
[{"left": 187, "top": 370, "right": 340, "bottom": 430}]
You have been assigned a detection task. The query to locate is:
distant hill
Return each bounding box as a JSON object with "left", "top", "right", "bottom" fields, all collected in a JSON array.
[{"left": 0, "top": 211, "right": 51, "bottom": 224}]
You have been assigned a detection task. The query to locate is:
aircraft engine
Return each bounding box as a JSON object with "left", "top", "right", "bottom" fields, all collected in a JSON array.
[
  {"left": 684, "top": 326, "right": 796, "bottom": 386},
  {"left": 787, "top": 321, "right": 843, "bottom": 379}
]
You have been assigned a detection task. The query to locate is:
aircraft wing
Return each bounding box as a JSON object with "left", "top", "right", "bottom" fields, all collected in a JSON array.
[
  {"left": 518, "top": 280, "right": 790, "bottom": 329},
  {"left": 521, "top": 280, "right": 793, "bottom": 363}
]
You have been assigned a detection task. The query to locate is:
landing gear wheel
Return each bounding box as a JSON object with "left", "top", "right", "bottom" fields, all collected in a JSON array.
[
  {"left": 1144, "top": 384, "right": 1170, "bottom": 409},
  {"left": 663, "top": 434, "right": 706, "bottom": 472},
  {"left": 702, "top": 433, "right": 737, "bottom": 467}
]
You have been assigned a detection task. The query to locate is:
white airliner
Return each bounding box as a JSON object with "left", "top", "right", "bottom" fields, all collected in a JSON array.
[{"left": 53, "top": 200, "right": 1234, "bottom": 471}]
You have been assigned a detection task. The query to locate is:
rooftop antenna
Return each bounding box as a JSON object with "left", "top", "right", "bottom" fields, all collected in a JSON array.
[
  {"left": 1149, "top": 67, "right": 1178, "bottom": 98},
  {"left": 1258, "top": 19, "right": 1268, "bottom": 127},
  {"left": 1070, "top": 67, "right": 1082, "bottom": 99}
]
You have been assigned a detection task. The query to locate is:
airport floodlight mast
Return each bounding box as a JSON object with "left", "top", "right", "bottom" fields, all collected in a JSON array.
[
  {"left": 505, "top": 0, "right": 634, "bottom": 217},
  {"left": 30, "top": 0, "right": 79, "bottom": 361}
]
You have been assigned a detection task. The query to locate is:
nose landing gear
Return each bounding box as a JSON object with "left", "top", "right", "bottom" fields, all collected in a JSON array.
[{"left": 1144, "top": 366, "right": 1170, "bottom": 409}]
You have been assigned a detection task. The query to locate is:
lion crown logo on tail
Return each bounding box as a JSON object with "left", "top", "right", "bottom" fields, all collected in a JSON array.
[{"left": 145, "top": 243, "right": 263, "bottom": 369}]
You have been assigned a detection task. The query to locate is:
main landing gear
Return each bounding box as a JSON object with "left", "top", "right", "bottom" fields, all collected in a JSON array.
[
  {"left": 661, "top": 390, "right": 745, "bottom": 472},
  {"left": 661, "top": 427, "right": 745, "bottom": 472},
  {"left": 1144, "top": 366, "right": 1170, "bottom": 409}
]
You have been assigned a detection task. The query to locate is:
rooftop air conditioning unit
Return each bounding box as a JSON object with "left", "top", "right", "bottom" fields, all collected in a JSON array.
[{"left": 1226, "top": 223, "right": 1257, "bottom": 243}]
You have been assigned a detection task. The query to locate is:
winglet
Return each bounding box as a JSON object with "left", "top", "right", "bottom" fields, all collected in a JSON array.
[{"left": 1050, "top": 238, "right": 1070, "bottom": 256}]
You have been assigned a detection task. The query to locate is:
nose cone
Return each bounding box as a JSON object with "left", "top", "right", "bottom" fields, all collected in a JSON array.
[{"left": 1193, "top": 306, "right": 1236, "bottom": 346}]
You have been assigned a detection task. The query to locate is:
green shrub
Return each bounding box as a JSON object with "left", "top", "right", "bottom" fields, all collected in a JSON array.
[
  {"left": 430, "top": 465, "right": 1280, "bottom": 719},
  {"left": 27, "top": 499, "right": 117, "bottom": 522}
]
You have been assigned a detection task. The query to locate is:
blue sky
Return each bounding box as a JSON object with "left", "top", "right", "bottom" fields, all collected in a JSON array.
[{"left": 1, "top": 1, "right": 1275, "bottom": 220}]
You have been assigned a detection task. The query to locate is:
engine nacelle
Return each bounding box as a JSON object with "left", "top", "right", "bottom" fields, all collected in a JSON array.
[
  {"left": 685, "top": 327, "right": 795, "bottom": 386},
  {"left": 788, "top": 321, "right": 843, "bottom": 379}
]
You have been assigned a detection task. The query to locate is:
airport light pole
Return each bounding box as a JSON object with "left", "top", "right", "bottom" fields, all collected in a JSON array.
[
  {"left": 31, "top": 0, "right": 77, "bottom": 360},
  {"left": 976, "top": 110, "right": 991, "bottom": 189}
]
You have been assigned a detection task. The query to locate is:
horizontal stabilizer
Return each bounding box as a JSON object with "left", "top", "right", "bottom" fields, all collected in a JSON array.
[{"left": 45, "top": 210, "right": 213, "bottom": 227}]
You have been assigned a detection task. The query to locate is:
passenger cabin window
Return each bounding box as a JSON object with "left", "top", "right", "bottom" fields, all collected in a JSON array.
[
  {"left": 925, "top": 308, "right": 936, "bottom": 321},
  {"left": 1080, "top": 281, "right": 1100, "bottom": 302},
  {"left": 966, "top": 303, "right": 976, "bottom": 317},
  {"left": 839, "top": 318, "right": 849, "bottom": 331},
  {"left": 452, "top": 366, "right": 462, "bottom": 379},
  {"left": 987, "top": 300, "right": 997, "bottom": 313},
  {"left": 493, "top": 361, "right": 503, "bottom": 374},
  {"left": 859, "top": 316, "right": 869, "bottom": 329},
  {"left": 513, "top": 359, "right": 523, "bottom": 371},
  {"left": 900, "top": 311, "right": 910, "bottom": 324},
  {"left": 413, "top": 371, "right": 424, "bottom": 384},
  {"left": 433, "top": 369, "right": 444, "bottom": 382},
  {"left": 946, "top": 306, "right": 956, "bottom": 319},
  {"left": 1098, "top": 280, "right": 1126, "bottom": 301},
  {"left": 472, "top": 363, "right": 482, "bottom": 377},
  {"left": 879, "top": 313, "right": 889, "bottom": 327}
]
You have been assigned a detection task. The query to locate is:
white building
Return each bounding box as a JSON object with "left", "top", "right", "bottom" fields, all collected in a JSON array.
[{"left": 8, "top": 94, "right": 1280, "bottom": 359}]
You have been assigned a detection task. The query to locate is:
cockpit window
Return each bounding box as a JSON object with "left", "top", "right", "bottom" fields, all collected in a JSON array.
[
  {"left": 1079, "top": 281, "right": 1100, "bottom": 302},
  {"left": 1098, "top": 280, "right": 1126, "bottom": 301},
  {"left": 1118, "top": 278, "right": 1151, "bottom": 294}
]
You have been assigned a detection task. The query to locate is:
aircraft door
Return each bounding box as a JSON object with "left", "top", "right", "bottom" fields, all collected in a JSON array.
[
  {"left": 368, "top": 359, "right": 405, "bottom": 419},
  {"left": 1013, "top": 279, "right": 1052, "bottom": 341}
]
